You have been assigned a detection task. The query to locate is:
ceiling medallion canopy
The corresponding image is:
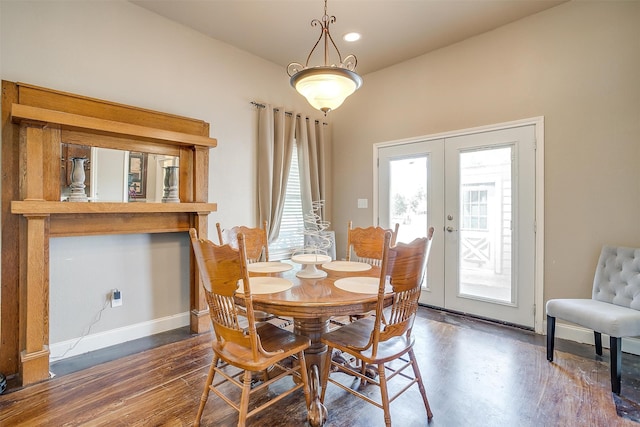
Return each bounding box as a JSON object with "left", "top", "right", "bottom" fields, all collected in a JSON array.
[{"left": 287, "top": 0, "right": 363, "bottom": 114}]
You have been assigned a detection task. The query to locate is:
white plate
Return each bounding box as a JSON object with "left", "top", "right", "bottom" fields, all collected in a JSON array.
[
  {"left": 246, "top": 276, "right": 293, "bottom": 294},
  {"left": 247, "top": 261, "right": 293, "bottom": 274},
  {"left": 291, "top": 253, "right": 332, "bottom": 264},
  {"left": 334, "top": 277, "right": 391, "bottom": 294},
  {"left": 322, "top": 261, "right": 372, "bottom": 272}
]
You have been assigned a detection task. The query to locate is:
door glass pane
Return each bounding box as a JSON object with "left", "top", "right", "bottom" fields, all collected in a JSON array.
[
  {"left": 389, "top": 156, "right": 428, "bottom": 243},
  {"left": 458, "top": 146, "right": 512, "bottom": 303},
  {"left": 389, "top": 155, "right": 429, "bottom": 288}
]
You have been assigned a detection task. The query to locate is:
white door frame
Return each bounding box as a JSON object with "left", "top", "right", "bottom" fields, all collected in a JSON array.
[{"left": 373, "top": 117, "right": 545, "bottom": 333}]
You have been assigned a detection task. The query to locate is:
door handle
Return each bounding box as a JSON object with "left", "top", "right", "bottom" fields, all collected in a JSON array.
[{"left": 446, "top": 226, "right": 456, "bottom": 233}]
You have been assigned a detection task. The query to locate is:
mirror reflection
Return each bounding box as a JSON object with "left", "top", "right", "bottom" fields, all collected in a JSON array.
[{"left": 60, "top": 143, "right": 179, "bottom": 202}]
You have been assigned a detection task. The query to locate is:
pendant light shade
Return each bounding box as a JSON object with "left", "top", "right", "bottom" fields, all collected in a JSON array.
[
  {"left": 287, "top": 0, "right": 362, "bottom": 114},
  {"left": 290, "top": 66, "right": 362, "bottom": 112}
]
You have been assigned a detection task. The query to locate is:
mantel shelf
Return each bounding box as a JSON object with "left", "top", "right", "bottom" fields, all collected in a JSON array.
[
  {"left": 12, "top": 201, "right": 217, "bottom": 215},
  {"left": 11, "top": 103, "right": 218, "bottom": 148}
]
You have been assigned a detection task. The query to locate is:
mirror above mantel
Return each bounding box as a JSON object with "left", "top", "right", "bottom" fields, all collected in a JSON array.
[{"left": 60, "top": 143, "right": 180, "bottom": 203}]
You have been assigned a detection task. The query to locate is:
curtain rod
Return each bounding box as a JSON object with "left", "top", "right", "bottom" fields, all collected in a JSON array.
[{"left": 251, "top": 102, "right": 327, "bottom": 125}]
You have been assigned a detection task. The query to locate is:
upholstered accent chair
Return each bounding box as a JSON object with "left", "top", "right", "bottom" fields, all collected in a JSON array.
[{"left": 546, "top": 246, "right": 640, "bottom": 394}]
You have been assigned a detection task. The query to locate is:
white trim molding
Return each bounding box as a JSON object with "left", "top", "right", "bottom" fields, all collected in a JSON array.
[
  {"left": 551, "top": 320, "right": 640, "bottom": 356},
  {"left": 49, "top": 312, "right": 191, "bottom": 362}
]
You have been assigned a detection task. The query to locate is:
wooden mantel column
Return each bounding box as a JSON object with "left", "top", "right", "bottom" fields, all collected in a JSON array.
[
  {"left": 18, "top": 117, "right": 51, "bottom": 384},
  {"left": 20, "top": 213, "right": 51, "bottom": 385},
  {"left": 21, "top": 123, "right": 46, "bottom": 200},
  {"left": 190, "top": 212, "right": 210, "bottom": 333}
]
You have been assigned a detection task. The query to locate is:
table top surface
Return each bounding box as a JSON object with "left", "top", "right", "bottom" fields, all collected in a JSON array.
[{"left": 248, "top": 262, "right": 385, "bottom": 318}]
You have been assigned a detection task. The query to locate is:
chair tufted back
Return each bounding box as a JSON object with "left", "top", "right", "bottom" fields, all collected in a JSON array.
[{"left": 592, "top": 246, "right": 640, "bottom": 309}]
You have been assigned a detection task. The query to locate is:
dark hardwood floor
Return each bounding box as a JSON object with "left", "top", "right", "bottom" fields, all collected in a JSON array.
[{"left": 1, "top": 307, "right": 639, "bottom": 426}]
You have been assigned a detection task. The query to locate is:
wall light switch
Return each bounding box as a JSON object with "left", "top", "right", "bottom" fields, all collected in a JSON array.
[{"left": 357, "top": 199, "right": 368, "bottom": 209}]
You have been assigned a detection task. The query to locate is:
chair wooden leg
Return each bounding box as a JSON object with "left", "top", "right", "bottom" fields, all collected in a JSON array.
[
  {"left": 409, "top": 348, "right": 433, "bottom": 419},
  {"left": 194, "top": 356, "right": 218, "bottom": 426},
  {"left": 298, "top": 351, "right": 312, "bottom": 408},
  {"left": 377, "top": 362, "right": 392, "bottom": 427},
  {"left": 546, "top": 315, "right": 555, "bottom": 362},
  {"left": 610, "top": 336, "right": 622, "bottom": 395},
  {"left": 237, "top": 370, "right": 253, "bottom": 427},
  {"left": 360, "top": 358, "right": 368, "bottom": 386},
  {"left": 594, "top": 331, "right": 603, "bottom": 356},
  {"left": 320, "top": 346, "right": 333, "bottom": 403}
]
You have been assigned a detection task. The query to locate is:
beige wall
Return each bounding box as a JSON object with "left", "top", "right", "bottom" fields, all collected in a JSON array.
[
  {"left": 331, "top": 1, "right": 640, "bottom": 306},
  {"left": 0, "top": 0, "right": 326, "bottom": 355}
]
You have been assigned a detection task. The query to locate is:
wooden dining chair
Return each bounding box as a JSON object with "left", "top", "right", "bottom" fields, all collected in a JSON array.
[
  {"left": 344, "top": 221, "right": 400, "bottom": 323},
  {"left": 321, "top": 227, "right": 435, "bottom": 427},
  {"left": 189, "top": 228, "right": 311, "bottom": 427},
  {"left": 346, "top": 221, "right": 399, "bottom": 267},
  {"left": 216, "top": 220, "right": 269, "bottom": 263},
  {"left": 216, "top": 221, "right": 280, "bottom": 322}
]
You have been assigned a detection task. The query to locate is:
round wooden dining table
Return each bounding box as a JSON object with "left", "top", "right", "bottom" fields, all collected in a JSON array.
[
  {"left": 249, "top": 262, "right": 382, "bottom": 369},
  {"left": 246, "top": 260, "right": 386, "bottom": 427}
]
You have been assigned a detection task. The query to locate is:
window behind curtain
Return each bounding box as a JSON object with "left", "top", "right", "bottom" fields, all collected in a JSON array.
[{"left": 270, "top": 143, "right": 304, "bottom": 260}]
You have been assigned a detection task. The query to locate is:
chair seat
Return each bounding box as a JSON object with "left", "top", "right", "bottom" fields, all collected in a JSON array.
[
  {"left": 546, "top": 298, "right": 640, "bottom": 337},
  {"left": 212, "top": 322, "right": 310, "bottom": 371},
  {"left": 321, "top": 317, "right": 415, "bottom": 364}
]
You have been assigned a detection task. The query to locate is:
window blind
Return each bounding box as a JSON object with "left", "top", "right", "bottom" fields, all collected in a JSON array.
[{"left": 270, "top": 144, "right": 304, "bottom": 260}]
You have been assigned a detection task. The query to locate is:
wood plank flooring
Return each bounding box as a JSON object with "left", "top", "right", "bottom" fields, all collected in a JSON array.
[{"left": 1, "top": 307, "right": 639, "bottom": 426}]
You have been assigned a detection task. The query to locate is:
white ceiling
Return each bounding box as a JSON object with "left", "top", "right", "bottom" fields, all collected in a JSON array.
[{"left": 131, "top": 0, "right": 567, "bottom": 76}]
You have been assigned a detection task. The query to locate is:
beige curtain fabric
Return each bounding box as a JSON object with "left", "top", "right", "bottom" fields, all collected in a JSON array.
[
  {"left": 257, "top": 104, "right": 326, "bottom": 240},
  {"left": 296, "top": 115, "right": 326, "bottom": 228},
  {"left": 257, "top": 105, "right": 295, "bottom": 242}
]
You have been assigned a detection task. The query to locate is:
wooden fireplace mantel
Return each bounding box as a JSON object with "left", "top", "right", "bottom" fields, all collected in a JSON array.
[{"left": 1, "top": 81, "right": 217, "bottom": 386}]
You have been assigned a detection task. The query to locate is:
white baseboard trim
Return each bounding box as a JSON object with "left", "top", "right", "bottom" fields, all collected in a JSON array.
[
  {"left": 49, "top": 312, "right": 190, "bottom": 362},
  {"left": 552, "top": 321, "right": 640, "bottom": 356}
]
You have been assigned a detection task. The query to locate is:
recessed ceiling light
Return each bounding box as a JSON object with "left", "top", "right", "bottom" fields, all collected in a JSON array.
[{"left": 343, "top": 32, "right": 361, "bottom": 42}]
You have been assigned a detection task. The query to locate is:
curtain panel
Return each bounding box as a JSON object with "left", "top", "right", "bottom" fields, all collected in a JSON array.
[{"left": 257, "top": 104, "right": 326, "bottom": 242}]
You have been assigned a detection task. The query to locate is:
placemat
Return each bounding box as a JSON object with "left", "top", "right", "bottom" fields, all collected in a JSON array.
[
  {"left": 247, "top": 261, "right": 293, "bottom": 273},
  {"left": 322, "top": 261, "right": 372, "bottom": 272},
  {"left": 334, "top": 277, "right": 391, "bottom": 294},
  {"left": 247, "top": 277, "right": 293, "bottom": 294}
]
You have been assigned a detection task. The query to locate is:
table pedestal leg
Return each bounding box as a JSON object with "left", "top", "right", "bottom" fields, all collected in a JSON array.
[{"left": 294, "top": 317, "right": 329, "bottom": 427}]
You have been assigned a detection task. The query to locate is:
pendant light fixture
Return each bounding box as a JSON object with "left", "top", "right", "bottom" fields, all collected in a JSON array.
[{"left": 287, "top": 0, "right": 363, "bottom": 114}]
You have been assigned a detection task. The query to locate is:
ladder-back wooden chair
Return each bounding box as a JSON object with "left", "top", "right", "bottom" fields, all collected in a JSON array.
[
  {"left": 189, "top": 229, "right": 311, "bottom": 427},
  {"left": 216, "top": 221, "right": 277, "bottom": 322},
  {"left": 216, "top": 220, "right": 269, "bottom": 263},
  {"left": 346, "top": 221, "right": 399, "bottom": 267},
  {"left": 321, "top": 227, "right": 435, "bottom": 427},
  {"left": 345, "top": 221, "right": 400, "bottom": 323}
]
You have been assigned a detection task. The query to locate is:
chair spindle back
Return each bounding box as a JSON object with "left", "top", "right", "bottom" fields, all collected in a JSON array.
[
  {"left": 346, "top": 221, "right": 399, "bottom": 267},
  {"left": 373, "top": 227, "right": 435, "bottom": 350},
  {"left": 216, "top": 220, "right": 269, "bottom": 263},
  {"left": 189, "top": 229, "right": 266, "bottom": 361}
]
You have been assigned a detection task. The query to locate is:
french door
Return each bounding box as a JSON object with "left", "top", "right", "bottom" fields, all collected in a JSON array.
[{"left": 378, "top": 125, "right": 536, "bottom": 328}]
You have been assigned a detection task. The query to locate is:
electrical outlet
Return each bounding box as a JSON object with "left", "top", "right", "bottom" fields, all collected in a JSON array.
[{"left": 111, "top": 289, "right": 122, "bottom": 307}]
